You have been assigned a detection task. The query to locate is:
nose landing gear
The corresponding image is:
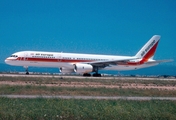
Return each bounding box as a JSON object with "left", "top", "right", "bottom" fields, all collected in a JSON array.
[{"left": 24, "top": 66, "right": 29, "bottom": 75}]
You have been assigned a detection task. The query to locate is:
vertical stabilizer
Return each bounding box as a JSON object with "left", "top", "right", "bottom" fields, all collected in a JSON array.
[{"left": 135, "top": 35, "right": 160, "bottom": 60}]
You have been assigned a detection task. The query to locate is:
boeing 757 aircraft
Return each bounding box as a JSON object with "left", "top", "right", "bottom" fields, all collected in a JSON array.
[{"left": 5, "top": 35, "right": 172, "bottom": 76}]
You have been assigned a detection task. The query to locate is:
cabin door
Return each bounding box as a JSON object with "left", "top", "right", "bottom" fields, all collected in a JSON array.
[
  {"left": 58, "top": 54, "right": 62, "bottom": 62},
  {"left": 24, "top": 52, "right": 28, "bottom": 61}
]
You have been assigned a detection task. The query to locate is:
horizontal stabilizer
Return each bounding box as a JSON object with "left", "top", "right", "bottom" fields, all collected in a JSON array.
[{"left": 145, "top": 59, "right": 174, "bottom": 64}]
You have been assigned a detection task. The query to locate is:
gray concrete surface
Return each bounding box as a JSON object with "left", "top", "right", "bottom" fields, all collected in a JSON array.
[
  {"left": 0, "top": 73, "right": 176, "bottom": 81},
  {"left": 1, "top": 95, "right": 176, "bottom": 100}
]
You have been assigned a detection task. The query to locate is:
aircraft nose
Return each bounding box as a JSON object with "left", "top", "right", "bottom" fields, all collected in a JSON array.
[
  {"left": 5, "top": 58, "right": 9, "bottom": 64},
  {"left": 5, "top": 58, "right": 13, "bottom": 64}
]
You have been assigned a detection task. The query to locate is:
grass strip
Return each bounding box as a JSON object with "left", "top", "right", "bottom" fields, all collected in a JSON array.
[
  {"left": 0, "top": 97, "right": 176, "bottom": 120},
  {"left": 1, "top": 85, "right": 176, "bottom": 97}
]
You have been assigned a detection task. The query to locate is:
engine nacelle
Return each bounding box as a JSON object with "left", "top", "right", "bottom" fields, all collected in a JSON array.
[
  {"left": 74, "top": 64, "right": 93, "bottom": 73},
  {"left": 59, "top": 67, "right": 74, "bottom": 73}
]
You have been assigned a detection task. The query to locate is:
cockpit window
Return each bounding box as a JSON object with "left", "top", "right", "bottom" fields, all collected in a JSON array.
[{"left": 11, "top": 55, "right": 18, "bottom": 57}]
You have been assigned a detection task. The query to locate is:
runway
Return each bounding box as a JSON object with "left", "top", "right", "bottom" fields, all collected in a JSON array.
[
  {"left": 0, "top": 73, "right": 175, "bottom": 81},
  {"left": 1, "top": 95, "right": 176, "bottom": 100}
]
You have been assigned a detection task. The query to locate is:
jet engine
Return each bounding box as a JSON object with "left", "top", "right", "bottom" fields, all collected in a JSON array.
[
  {"left": 74, "top": 63, "right": 93, "bottom": 73},
  {"left": 59, "top": 67, "right": 74, "bottom": 73}
]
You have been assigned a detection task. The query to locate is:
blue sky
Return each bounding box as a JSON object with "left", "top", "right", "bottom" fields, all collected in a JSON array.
[{"left": 0, "top": 0, "right": 176, "bottom": 67}]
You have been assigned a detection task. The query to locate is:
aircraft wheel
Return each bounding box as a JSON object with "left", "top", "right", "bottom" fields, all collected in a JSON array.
[
  {"left": 93, "top": 73, "right": 101, "bottom": 77},
  {"left": 83, "top": 73, "right": 91, "bottom": 77}
]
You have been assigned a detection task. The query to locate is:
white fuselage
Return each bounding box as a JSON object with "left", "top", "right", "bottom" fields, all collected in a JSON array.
[
  {"left": 5, "top": 51, "right": 158, "bottom": 72},
  {"left": 5, "top": 35, "right": 171, "bottom": 75}
]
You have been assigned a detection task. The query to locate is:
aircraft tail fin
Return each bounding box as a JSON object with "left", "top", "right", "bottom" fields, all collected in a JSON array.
[{"left": 135, "top": 35, "right": 160, "bottom": 60}]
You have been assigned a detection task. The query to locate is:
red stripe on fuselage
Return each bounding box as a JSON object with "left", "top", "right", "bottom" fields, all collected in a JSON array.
[{"left": 17, "top": 57, "right": 93, "bottom": 63}]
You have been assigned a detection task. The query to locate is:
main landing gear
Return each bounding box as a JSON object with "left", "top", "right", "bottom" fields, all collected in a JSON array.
[
  {"left": 83, "top": 67, "right": 102, "bottom": 77},
  {"left": 83, "top": 73, "right": 101, "bottom": 77},
  {"left": 93, "top": 66, "right": 101, "bottom": 77},
  {"left": 92, "top": 73, "right": 101, "bottom": 77},
  {"left": 83, "top": 73, "right": 91, "bottom": 77}
]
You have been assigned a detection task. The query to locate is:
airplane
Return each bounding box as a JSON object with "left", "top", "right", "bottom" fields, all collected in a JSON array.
[{"left": 5, "top": 35, "right": 173, "bottom": 77}]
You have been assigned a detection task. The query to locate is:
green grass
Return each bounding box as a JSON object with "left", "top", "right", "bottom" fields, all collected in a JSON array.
[
  {"left": 1, "top": 85, "right": 176, "bottom": 97},
  {"left": 0, "top": 98, "right": 176, "bottom": 120}
]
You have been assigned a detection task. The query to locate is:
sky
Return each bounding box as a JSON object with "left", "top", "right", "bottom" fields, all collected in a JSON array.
[{"left": 0, "top": 0, "right": 176, "bottom": 67}]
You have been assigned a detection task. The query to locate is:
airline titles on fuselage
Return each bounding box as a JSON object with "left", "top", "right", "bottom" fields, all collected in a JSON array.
[
  {"left": 31, "top": 53, "right": 55, "bottom": 58},
  {"left": 30, "top": 52, "right": 109, "bottom": 61}
]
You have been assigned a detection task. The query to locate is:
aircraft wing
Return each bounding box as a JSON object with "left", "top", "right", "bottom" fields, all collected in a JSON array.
[
  {"left": 145, "top": 59, "right": 174, "bottom": 65},
  {"left": 86, "top": 57, "right": 138, "bottom": 67}
]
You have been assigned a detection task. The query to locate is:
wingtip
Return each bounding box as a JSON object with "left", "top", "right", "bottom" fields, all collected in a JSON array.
[
  {"left": 169, "top": 59, "right": 174, "bottom": 62},
  {"left": 161, "top": 59, "right": 174, "bottom": 63}
]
